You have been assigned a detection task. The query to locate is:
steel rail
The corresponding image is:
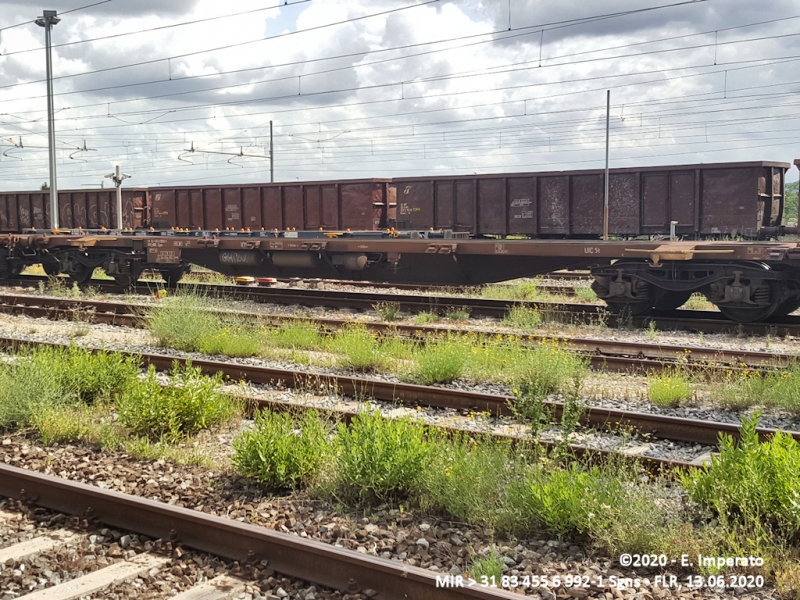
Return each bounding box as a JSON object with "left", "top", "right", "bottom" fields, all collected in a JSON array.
[
  {"left": 262, "top": 277, "right": 580, "bottom": 296},
  {"left": 0, "top": 464, "right": 519, "bottom": 600},
  {"left": 1, "top": 274, "right": 799, "bottom": 336},
  {"left": 229, "top": 392, "right": 695, "bottom": 472},
  {"left": 0, "top": 292, "right": 791, "bottom": 371},
  {"left": 0, "top": 336, "right": 793, "bottom": 448}
]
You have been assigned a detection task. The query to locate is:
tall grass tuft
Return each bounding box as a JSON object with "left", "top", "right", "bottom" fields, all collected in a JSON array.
[
  {"left": 232, "top": 409, "right": 332, "bottom": 489},
  {"left": 681, "top": 413, "right": 800, "bottom": 537},
  {"left": 502, "top": 305, "right": 542, "bottom": 330},
  {"left": 502, "top": 462, "right": 624, "bottom": 537},
  {"left": 332, "top": 325, "right": 383, "bottom": 371},
  {"left": 716, "top": 363, "right": 800, "bottom": 416},
  {"left": 572, "top": 286, "right": 598, "bottom": 302},
  {"left": 418, "top": 433, "right": 510, "bottom": 525},
  {"left": 196, "top": 316, "right": 263, "bottom": 357},
  {"left": 150, "top": 293, "right": 261, "bottom": 357},
  {"left": 116, "top": 362, "right": 240, "bottom": 442},
  {"left": 467, "top": 547, "right": 506, "bottom": 583},
  {"left": 267, "top": 321, "right": 324, "bottom": 350},
  {"left": 406, "top": 335, "right": 469, "bottom": 384},
  {"left": 0, "top": 346, "right": 139, "bottom": 429},
  {"left": 322, "top": 411, "right": 434, "bottom": 505},
  {"left": 482, "top": 280, "right": 539, "bottom": 301},
  {"left": 647, "top": 370, "right": 692, "bottom": 407},
  {"left": 509, "top": 342, "right": 588, "bottom": 400},
  {"left": 149, "top": 293, "right": 219, "bottom": 351}
]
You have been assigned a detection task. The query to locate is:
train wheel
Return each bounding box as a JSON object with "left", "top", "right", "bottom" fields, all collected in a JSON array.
[
  {"left": 604, "top": 300, "right": 655, "bottom": 317},
  {"left": 653, "top": 291, "right": 692, "bottom": 311},
  {"left": 714, "top": 282, "right": 783, "bottom": 323},
  {"left": 0, "top": 252, "right": 13, "bottom": 279},
  {"left": 594, "top": 278, "right": 656, "bottom": 316},
  {"left": 42, "top": 261, "right": 61, "bottom": 276},
  {"left": 160, "top": 266, "right": 185, "bottom": 288},
  {"left": 68, "top": 263, "right": 93, "bottom": 284},
  {"left": 771, "top": 294, "right": 800, "bottom": 317},
  {"left": 717, "top": 304, "right": 780, "bottom": 323}
]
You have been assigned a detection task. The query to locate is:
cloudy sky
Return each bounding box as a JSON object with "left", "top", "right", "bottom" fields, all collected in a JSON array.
[{"left": 0, "top": 0, "right": 798, "bottom": 191}]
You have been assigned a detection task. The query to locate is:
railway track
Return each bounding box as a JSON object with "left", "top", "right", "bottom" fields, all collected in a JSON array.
[
  {"left": 3, "top": 274, "right": 800, "bottom": 336},
  {"left": 0, "top": 465, "right": 516, "bottom": 600},
  {"left": 0, "top": 335, "right": 793, "bottom": 470},
  {"left": 184, "top": 270, "right": 583, "bottom": 296},
  {"left": 0, "top": 292, "right": 791, "bottom": 373}
]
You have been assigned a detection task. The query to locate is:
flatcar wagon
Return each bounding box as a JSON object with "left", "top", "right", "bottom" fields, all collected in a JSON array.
[{"left": 0, "top": 159, "right": 798, "bottom": 323}]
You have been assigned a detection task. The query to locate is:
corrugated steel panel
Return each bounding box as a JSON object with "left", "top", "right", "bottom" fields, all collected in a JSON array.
[
  {"left": 144, "top": 180, "right": 388, "bottom": 232},
  {"left": 392, "top": 161, "right": 789, "bottom": 238},
  {"left": 0, "top": 189, "right": 144, "bottom": 231}
]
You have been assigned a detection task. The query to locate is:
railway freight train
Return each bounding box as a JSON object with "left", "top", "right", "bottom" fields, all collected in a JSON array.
[
  {"left": 0, "top": 160, "right": 792, "bottom": 238},
  {"left": 0, "top": 159, "right": 798, "bottom": 323}
]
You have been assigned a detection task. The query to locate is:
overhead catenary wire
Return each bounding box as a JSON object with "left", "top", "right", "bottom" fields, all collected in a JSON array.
[
  {"left": 0, "top": 0, "right": 312, "bottom": 57},
  {"left": 2, "top": 0, "right": 798, "bottom": 189},
  {"left": 0, "top": 0, "right": 442, "bottom": 91},
  {"left": 7, "top": 51, "right": 798, "bottom": 139},
  {"left": 1, "top": 0, "right": 727, "bottom": 110},
  {"left": 0, "top": 0, "right": 114, "bottom": 33}
]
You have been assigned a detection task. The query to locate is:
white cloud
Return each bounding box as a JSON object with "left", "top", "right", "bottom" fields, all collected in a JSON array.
[{"left": 0, "top": 0, "right": 798, "bottom": 190}]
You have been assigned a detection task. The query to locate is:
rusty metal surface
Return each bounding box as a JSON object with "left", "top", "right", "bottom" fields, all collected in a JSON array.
[
  {"left": 0, "top": 189, "right": 146, "bottom": 231},
  {"left": 391, "top": 161, "right": 789, "bottom": 237},
  {"left": 0, "top": 464, "right": 519, "bottom": 600},
  {"left": 0, "top": 161, "right": 790, "bottom": 238},
  {"left": 149, "top": 180, "right": 391, "bottom": 232}
]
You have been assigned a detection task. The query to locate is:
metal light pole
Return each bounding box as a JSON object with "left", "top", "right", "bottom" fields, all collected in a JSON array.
[
  {"left": 269, "top": 120, "right": 274, "bottom": 183},
  {"left": 603, "top": 89, "right": 610, "bottom": 241},
  {"left": 105, "top": 165, "right": 131, "bottom": 230},
  {"left": 35, "top": 10, "right": 61, "bottom": 230}
]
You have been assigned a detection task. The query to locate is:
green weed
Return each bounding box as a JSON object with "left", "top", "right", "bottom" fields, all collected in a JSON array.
[
  {"left": 684, "top": 293, "right": 713, "bottom": 311},
  {"left": 482, "top": 280, "right": 539, "bottom": 301},
  {"left": 332, "top": 325, "right": 383, "bottom": 371},
  {"left": 467, "top": 547, "right": 505, "bottom": 584},
  {"left": 418, "top": 433, "right": 510, "bottom": 525},
  {"left": 35, "top": 403, "right": 122, "bottom": 449},
  {"left": 196, "top": 317, "right": 262, "bottom": 357},
  {"left": 323, "top": 411, "right": 434, "bottom": 505},
  {"left": 572, "top": 286, "right": 598, "bottom": 302},
  {"left": 149, "top": 293, "right": 219, "bottom": 352},
  {"left": 150, "top": 293, "right": 263, "bottom": 357},
  {"left": 268, "top": 321, "right": 324, "bottom": 350},
  {"left": 406, "top": 335, "right": 469, "bottom": 384},
  {"left": 35, "top": 403, "right": 214, "bottom": 466},
  {"left": 502, "top": 305, "right": 542, "bottom": 330},
  {"left": 681, "top": 413, "right": 800, "bottom": 537},
  {"left": 413, "top": 311, "right": 440, "bottom": 325},
  {"left": 373, "top": 301, "right": 401, "bottom": 321},
  {"left": 0, "top": 346, "right": 139, "bottom": 429},
  {"left": 502, "top": 462, "right": 624, "bottom": 537},
  {"left": 647, "top": 370, "right": 692, "bottom": 407},
  {"left": 716, "top": 364, "right": 800, "bottom": 415},
  {"left": 445, "top": 308, "right": 471, "bottom": 321},
  {"left": 232, "top": 409, "right": 332, "bottom": 489},
  {"left": 116, "top": 363, "right": 240, "bottom": 442},
  {"left": 509, "top": 343, "right": 588, "bottom": 401}
]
